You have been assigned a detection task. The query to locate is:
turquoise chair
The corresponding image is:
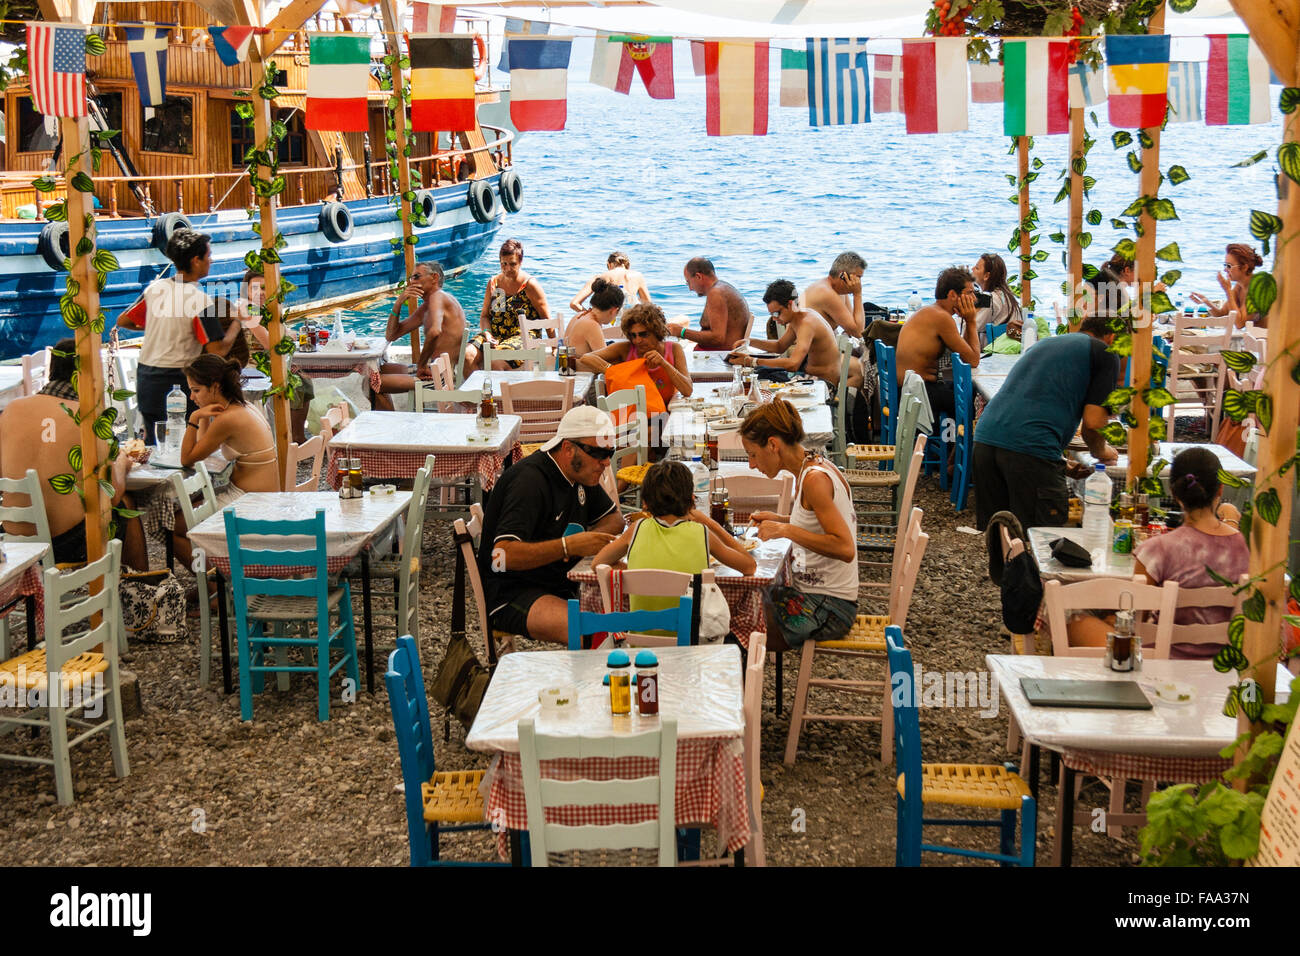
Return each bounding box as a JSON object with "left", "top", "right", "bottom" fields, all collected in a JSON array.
[
  {"left": 566, "top": 597, "right": 694, "bottom": 650},
  {"left": 887, "top": 626, "right": 1036, "bottom": 867},
  {"left": 949, "top": 355, "right": 975, "bottom": 512},
  {"left": 223, "top": 507, "right": 359, "bottom": 722},
  {"left": 385, "top": 635, "right": 499, "bottom": 866},
  {"left": 985, "top": 322, "right": 1008, "bottom": 347},
  {"left": 874, "top": 340, "right": 898, "bottom": 445}
]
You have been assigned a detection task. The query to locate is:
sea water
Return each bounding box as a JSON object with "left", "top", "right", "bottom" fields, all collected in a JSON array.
[{"left": 344, "top": 62, "right": 1284, "bottom": 337}]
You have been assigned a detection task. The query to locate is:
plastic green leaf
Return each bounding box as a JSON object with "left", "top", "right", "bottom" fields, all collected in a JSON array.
[
  {"left": 1104, "top": 387, "right": 1135, "bottom": 411},
  {"left": 1143, "top": 386, "right": 1176, "bottom": 410},
  {"left": 1217, "top": 468, "right": 1250, "bottom": 489},
  {"left": 1166, "top": 165, "right": 1190, "bottom": 185},
  {"left": 1100, "top": 422, "right": 1128, "bottom": 444},
  {"left": 1247, "top": 272, "right": 1277, "bottom": 315},
  {"left": 1086, "top": 209, "right": 1102, "bottom": 226},
  {"left": 1147, "top": 416, "right": 1167, "bottom": 441},
  {"left": 1127, "top": 151, "right": 1143, "bottom": 173},
  {"left": 1227, "top": 615, "right": 1244, "bottom": 650},
  {"left": 48, "top": 473, "right": 77, "bottom": 495},
  {"left": 1242, "top": 588, "right": 1266, "bottom": 623},
  {"left": 1148, "top": 198, "right": 1178, "bottom": 221},
  {"left": 1255, "top": 488, "right": 1281, "bottom": 526},
  {"left": 1255, "top": 392, "right": 1273, "bottom": 432},
  {"left": 1112, "top": 130, "right": 1132, "bottom": 149},
  {"left": 1149, "top": 290, "right": 1175, "bottom": 314},
  {"left": 92, "top": 249, "right": 119, "bottom": 273},
  {"left": 1155, "top": 242, "right": 1182, "bottom": 262},
  {"left": 44, "top": 202, "right": 68, "bottom": 222}
]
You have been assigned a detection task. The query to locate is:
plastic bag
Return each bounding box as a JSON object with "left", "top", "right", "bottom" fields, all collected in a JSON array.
[{"left": 307, "top": 384, "right": 360, "bottom": 436}]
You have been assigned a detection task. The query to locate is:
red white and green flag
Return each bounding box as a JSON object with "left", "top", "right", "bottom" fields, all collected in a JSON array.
[
  {"left": 306, "top": 33, "right": 371, "bottom": 131},
  {"left": 902, "top": 38, "right": 968, "bottom": 133},
  {"left": 1205, "top": 34, "right": 1270, "bottom": 125},
  {"left": 780, "top": 47, "right": 808, "bottom": 108},
  {"left": 1002, "top": 39, "right": 1070, "bottom": 136}
]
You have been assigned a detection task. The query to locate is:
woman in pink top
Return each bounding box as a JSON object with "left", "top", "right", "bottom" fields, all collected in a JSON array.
[
  {"left": 1135, "top": 447, "right": 1248, "bottom": 659},
  {"left": 578, "top": 303, "right": 693, "bottom": 405}
]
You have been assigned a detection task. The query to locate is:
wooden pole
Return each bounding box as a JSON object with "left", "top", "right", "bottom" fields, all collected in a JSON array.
[
  {"left": 1067, "top": 105, "right": 1085, "bottom": 330},
  {"left": 1126, "top": 3, "right": 1167, "bottom": 493},
  {"left": 1017, "top": 136, "right": 1032, "bottom": 306},
  {"left": 62, "top": 116, "right": 107, "bottom": 565},
  {"left": 379, "top": 0, "right": 421, "bottom": 362}
]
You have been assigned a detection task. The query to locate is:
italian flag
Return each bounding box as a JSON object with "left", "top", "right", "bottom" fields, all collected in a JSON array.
[
  {"left": 902, "top": 38, "right": 968, "bottom": 133},
  {"left": 1002, "top": 39, "right": 1070, "bottom": 137},
  {"left": 1206, "top": 34, "right": 1270, "bottom": 125},
  {"left": 780, "top": 48, "right": 807, "bottom": 107},
  {"left": 306, "top": 33, "right": 371, "bottom": 132}
]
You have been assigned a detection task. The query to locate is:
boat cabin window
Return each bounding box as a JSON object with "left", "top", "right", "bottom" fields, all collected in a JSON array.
[
  {"left": 90, "top": 91, "right": 124, "bottom": 142},
  {"left": 230, "top": 107, "right": 306, "bottom": 166},
  {"left": 17, "top": 97, "right": 58, "bottom": 153},
  {"left": 142, "top": 95, "right": 194, "bottom": 155}
]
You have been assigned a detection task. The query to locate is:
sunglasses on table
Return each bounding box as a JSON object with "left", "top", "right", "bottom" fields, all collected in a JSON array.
[{"left": 569, "top": 439, "right": 614, "bottom": 461}]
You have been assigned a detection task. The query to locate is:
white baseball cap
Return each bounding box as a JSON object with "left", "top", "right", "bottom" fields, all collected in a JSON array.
[{"left": 540, "top": 406, "right": 617, "bottom": 453}]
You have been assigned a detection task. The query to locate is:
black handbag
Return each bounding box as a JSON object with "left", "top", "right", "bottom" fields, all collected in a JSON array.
[{"left": 430, "top": 527, "right": 495, "bottom": 735}]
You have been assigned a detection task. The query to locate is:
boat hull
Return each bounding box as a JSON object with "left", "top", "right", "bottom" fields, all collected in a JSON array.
[{"left": 0, "top": 176, "right": 505, "bottom": 360}]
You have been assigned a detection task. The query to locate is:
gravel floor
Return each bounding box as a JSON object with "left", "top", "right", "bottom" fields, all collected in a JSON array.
[{"left": 0, "top": 477, "right": 1139, "bottom": 867}]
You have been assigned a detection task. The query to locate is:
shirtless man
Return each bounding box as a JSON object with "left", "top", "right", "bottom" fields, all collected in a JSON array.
[
  {"left": 377, "top": 261, "right": 464, "bottom": 402},
  {"left": 667, "top": 257, "right": 751, "bottom": 351},
  {"left": 895, "top": 266, "right": 981, "bottom": 418},
  {"left": 727, "top": 280, "right": 841, "bottom": 388},
  {"left": 802, "top": 251, "right": 867, "bottom": 337}
]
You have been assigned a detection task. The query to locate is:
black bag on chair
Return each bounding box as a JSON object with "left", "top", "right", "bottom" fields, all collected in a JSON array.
[{"left": 430, "top": 528, "right": 494, "bottom": 733}]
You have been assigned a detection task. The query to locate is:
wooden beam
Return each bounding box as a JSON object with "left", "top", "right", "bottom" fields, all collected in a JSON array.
[
  {"left": 378, "top": 0, "right": 421, "bottom": 360},
  {"left": 1231, "top": 0, "right": 1300, "bottom": 86},
  {"left": 1067, "top": 105, "right": 1085, "bottom": 330},
  {"left": 263, "top": 0, "right": 333, "bottom": 57},
  {"left": 1017, "top": 136, "right": 1031, "bottom": 306}
]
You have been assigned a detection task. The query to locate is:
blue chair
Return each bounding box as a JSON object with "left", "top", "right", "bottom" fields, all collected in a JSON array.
[
  {"left": 874, "top": 340, "right": 899, "bottom": 445},
  {"left": 385, "top": 635, "right": 498, "bottom": 866},
  {"left": 223, "top": 507, "right": 359, "bottom": 722},
  {"left": 887, "top": 626, "right": 1036, "bottom": 867},
  {"left": 949, "top": 355, "right": 975, "bottom": 512},
  {"left": 566, "top": 597, "right": 694, "bottom": 650},
  {"left": 985, "top": 322, "right": 1008, "bottom": 347}
]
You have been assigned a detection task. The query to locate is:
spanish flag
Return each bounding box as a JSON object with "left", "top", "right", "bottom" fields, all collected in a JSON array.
[
  {"left": 703, "top": 40, "right": 769, "bottom": 136},
  {"left": 1105, "top": 34, "right": 1170, "bottom": 129},
  {"left": 410, "top": 35, "right": 476, "bottom": 132}
]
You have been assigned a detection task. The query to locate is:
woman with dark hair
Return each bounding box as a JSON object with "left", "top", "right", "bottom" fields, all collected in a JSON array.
[
  {"left": 122, "top": 228, "right": 243, "bottom": 444},
  {"left": 570, "top": 250, "right": 653, "bottom": 312},
  {"left": 972, "top": 252, "right": 1022, "bottom": 345},
  {"left": 593, "top": 460, "right": 756, "bottom": 612},
  {"left": 578, "top": 302, "right": 693, "bottom": 405},
  {"left": 476, "top": 238, "right": 554, "bottom": 369},
  {"left": 180, "top": 355, "right": 278, "bottom": 496},
  {"left": 1134, "top": 447, "right": 1248, "bottom": 658},
  {"left": 564, "top": 277, "right": 624, "bottom": 357},
  {"left": 1189, "top": 243, "right": 1266, "bottom": 328},
  {"left": 739, "top": 399, "right": 858, "bottom": 649}
]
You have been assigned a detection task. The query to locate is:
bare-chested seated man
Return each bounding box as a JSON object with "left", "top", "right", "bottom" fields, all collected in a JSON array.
[
  {"left": 667, "top": 256, "right": 751, "bottom": 351},
  {"left": 802, "top": 251, "right": 867, "bottom": 338},
  {"left": 376, "top": 261, "right": 465, "bottom": 404},
  {"left": 727, "top": 280, "right": 842, "bottom": 388},
  {"left": 895, "top": 266, "right": 981, "bottom": 418}
]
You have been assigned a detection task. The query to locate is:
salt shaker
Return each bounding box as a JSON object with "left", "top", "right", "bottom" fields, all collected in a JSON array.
[{"left": 635, "top": 650, "right": 659, "bottom": 716}]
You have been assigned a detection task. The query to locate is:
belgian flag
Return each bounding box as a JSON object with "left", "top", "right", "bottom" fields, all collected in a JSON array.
[{"left": 410, "top": 35, "right": 476, "bottom": 132}]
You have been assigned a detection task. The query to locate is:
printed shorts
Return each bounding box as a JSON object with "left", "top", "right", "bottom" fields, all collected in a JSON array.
[{"left": 765, "top": 585, "right": 857, "bottom": 648}]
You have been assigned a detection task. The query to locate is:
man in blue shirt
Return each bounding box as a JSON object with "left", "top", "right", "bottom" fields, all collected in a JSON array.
[{"left": 973, "top": 314, "right": 1121, "bottom": 531}]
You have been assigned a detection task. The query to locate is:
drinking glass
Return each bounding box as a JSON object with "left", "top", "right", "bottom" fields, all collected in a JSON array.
[{"left": 154, "top": 422, "right": 167, "bottom": 448}]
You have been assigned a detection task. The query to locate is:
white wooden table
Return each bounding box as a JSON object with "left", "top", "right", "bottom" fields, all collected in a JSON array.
[
  {"left": 188, "top": 490, "right": 411, "bottom": 695},
  {"left": 662, "top": 403, "right": 832, "bottom": 452},
  {"left": 1027, "top": 525, "right": 1136, "bottom": 583},
  {"left": 971, "top": 352, "right": 1020, "bottom": 403},
  {"left": 684, "top": 349, "right": 739, "bottom": 382},
  {"left": 291, "top": 337, "right": 390, "bottom": 393},
  {"left": 461, "top": 369, "right": 595, "bottom": 403},
  {"left": 465, "top": 644, "right": 750, "bottom": 861},
  {"left": 0, "top": 366, "right": 23, "bottom": 411},
  {"left": 0, "top": 541, "right": 51, "bottom": 654},
  {"left": 1070, "top": 441, "right": 1255, "bottom": 506}
]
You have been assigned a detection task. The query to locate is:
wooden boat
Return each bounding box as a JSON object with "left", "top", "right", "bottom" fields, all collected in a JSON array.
[{"left": 0, "top": 2, "right": 521, "bottom": 361}]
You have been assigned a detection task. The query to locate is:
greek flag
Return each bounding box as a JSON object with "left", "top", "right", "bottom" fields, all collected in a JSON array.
[
  {"left": 124, "top": 22, "right": 171, "bottom": 107},
  {"left": 1167, "top": 60, "right": 1203, "bottom": 123},
  {"left": 806, "top": 37, "right": 870, "bottom": 126},
  {"left": 1067, "top": 60, "right": 1106, "bottom": 108}
]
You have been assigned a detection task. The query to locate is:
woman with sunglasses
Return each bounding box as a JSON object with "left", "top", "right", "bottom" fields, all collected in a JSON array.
[
  {"left": 1189, "top": 243, "right": 1265, "bottom": 328},
  {"left": 578, "top": 302, "right": 693, "bottom": 405}
]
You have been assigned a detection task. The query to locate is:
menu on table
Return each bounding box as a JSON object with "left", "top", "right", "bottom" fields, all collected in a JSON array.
[{"left": 1250, "top": 721, "right": 1300, "bottom": 867}]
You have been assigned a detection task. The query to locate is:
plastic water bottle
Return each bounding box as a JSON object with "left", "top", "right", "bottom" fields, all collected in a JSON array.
[
  {"left": 1021, "top": 310, "right": 1037, "bottom": 350},
  {"left": 332, "top": 309, "right": 345, "bottom": 343},
  {"left": 689, "top": 456, "right": 710, "bottom": 512},
  {"left": 165, "top": 384, "right": 187, "bottom": 452},
  {"left": 907, "top": 290, "right": 923, "bottom": 313},
  {"left": 1082, "top": 463, "right": 1113, "bottom": 553}
]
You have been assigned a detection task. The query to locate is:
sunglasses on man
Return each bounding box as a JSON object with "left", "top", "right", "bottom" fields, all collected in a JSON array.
[{"left": 569, "top": 439, "right": 614, "bottom": 461}]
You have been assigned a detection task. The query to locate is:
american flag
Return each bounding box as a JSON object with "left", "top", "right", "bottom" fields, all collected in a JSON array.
[{"left": 27, "top": 22, "right": 88, "bottom": 118}]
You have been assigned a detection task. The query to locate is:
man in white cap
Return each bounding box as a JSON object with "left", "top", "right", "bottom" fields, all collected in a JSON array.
[{"left": 478, "top": 406, "right": 626, "bottom": 643}]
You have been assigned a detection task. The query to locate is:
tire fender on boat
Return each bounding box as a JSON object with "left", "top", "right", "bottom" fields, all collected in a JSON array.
[
  {"left": 318, "top": 201, "right": 354, "bottom": 243},
  {"left": 411, "top": 189, "right": 437, "bottom": 226},
  {"left": 37, "top": 221, "right": 71, "bottom": 271},
  {"left": 499, "top": 169, "right": 523, "bottom": 214},
  {"left": 467, "top": 179, "right": 496, "bottom": 224},
  {"left": 151, "top": 212, "right": 192, "bottom": 253}
]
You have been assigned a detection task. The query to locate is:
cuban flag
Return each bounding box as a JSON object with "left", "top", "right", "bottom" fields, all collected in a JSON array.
[
  {"left": 209, "top": 25, "right": 265, "bottom": 66},
  {"left": 806, "top": 37, "right": 870, "bottom": 126},
  {"left": 507, "top": 37, "right": 572, "bottom": 130},
  {"left": 123, "top": 22, "right": 171, "bottom": 107}
]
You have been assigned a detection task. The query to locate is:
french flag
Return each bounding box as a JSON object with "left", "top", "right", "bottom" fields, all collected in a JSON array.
[{"left": 508, "top": 38, "right": 572, "bottom": 131}]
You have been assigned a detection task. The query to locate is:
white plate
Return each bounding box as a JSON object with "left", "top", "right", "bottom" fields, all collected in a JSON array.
[
  {"left": 709, "top": 419, "right": 743, "bottom": 432},
  {"left": 1148, "top": 681, "right": 1197, "bottom": 706},
  {"left": 784, "top": 385, "right": 814, "bottom": 397}
]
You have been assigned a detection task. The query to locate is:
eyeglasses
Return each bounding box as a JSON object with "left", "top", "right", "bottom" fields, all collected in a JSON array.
[
  {"left": 1223, "top": 262, "right": 1236, "bottom": 270},
  {"left": 569, "top": 439, "right": 614, "bottom": 461},
  {"left": 627, "top": 329, "right": 651, "bottom": 339}
]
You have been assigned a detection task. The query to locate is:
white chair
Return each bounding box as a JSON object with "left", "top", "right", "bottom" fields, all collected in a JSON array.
[
  {"left": 483, "top": 343, "right": 549, "bottom": 372},
  {"left": 169, "top": 462, "right": 219, "bottom": 686},
  {"left": 21, "top": 347, "right": 50, "bottom": 396},
  {"left": 830, "top": 334, "right": 854, "bottom": 466},
  {"left": 285, "top": 435, "right": 324, "bottom": 492},
  {"left": 520, "top": 314, "right": 565, "bottom": 351},
  {"left": 431, "top": 353, "right": 455, "bottom": 390},
  {"left": 318, "top": 405, "right": 345, "bottom": 448},
  {"left": 113, "top": 350, "right": 140, "bottom": 439},
  {"left": 0, "top": 469, "right": 58, "bottom": 659},
  {"left": 1136, "top": 581, "right": 1244, "bottom": 658},
  {"left": 784, "top": 507, "right": 928, "bottom": 767},
  {"left": 519, "top": 716, "right": 678, "bottom": 867},
  {"left": 857, "top": 435, "right": 926, "bottom": 586},
  {"left": 598, "top": 385, "right": 649, "bottom": 511},
  {"left": 1042, "top": 577, "right": 1180, "bottom": 658},
  {"left": 501, "top": 378, "right": 574, "bottom": 455},
  {"left": 1164, "top": 311, "right": 1235, "bottom": 437},
  {"left": 593, "top": 564, "right": 715, "bottom": 648},
  {"left": 360, "top": 455, "right": 432, "bottom": 644},
  {"left": 453, "top": 503, "right": 516, "bottom": 664},
  {"left": 413, "top": 381, "right": 482, "bottom": 414},
  {"left": 710, "top": 474, "right": 792, "bottom": 523},
  {"left": 0, "top": 540, "right": 130, "bottom": 805}
]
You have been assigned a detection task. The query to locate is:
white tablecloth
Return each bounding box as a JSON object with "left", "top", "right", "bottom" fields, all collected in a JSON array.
[
  {"left": 461, "top": 369, "right": 594, "bottom": 400},
  {"left": 1071, "top": 441, "right": 1254, "bottom": 481},
  {"left": 327, "top": 411, "right": 521, "bottom": 454},
  {"left": 0, "top": 542, "right": 50, "bottom": 592},
  {"left": 1028, "top": 525, "right": 1137, "bottom": 583},
  {"left": 291, "top": 338, "right": 389, "bottom": 369},
  {"left": 0, "top": 367, "right": 23, "bottom": 411}
]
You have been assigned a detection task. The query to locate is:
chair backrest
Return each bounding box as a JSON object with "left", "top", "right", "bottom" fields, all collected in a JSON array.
[
  {"left": 597, "top": 385, "right": 649, "bottom": 473},
  {"left": 603, "top": 323, "right": 627, "bottom": 342},
  {"left": 500, "top": 378, "right": 575, "bottom": 443},
  {"left": 455, "top": 328, "right": 470, "bottom": 387},
  {"left": 1043, "top": 576, "right": 1180, "bottom": 658},
  {"left": 520, "top": 314, "right": 565, "bottom": 350},
  {"left": 952, "top": 353, "right": 974, "bottom": 431},
  {"left": 593, "top": 564, "right": 714, "bottom": 647},
  {"left": 874, "top": 340, "right": 898, "bottom": 444},
  {"left": 885, "top": 625, "right": 923, "bottom": 800},
  {"left": 891, "top": 506, "right": 924, "bottom": 600},
  {"left": 223, "top": 507, "right": 330, "bottom": 610},
  {"left": 831, "top": 334, "right": 853, "bottom": 463},
  {"left": 711, "top": 473, "right": 793, "bottom": 522},
  {"left": 890, "top": 515, "right": 928, "bottom": 629},
  {"left": 413, "top": 381, "right": 482, "bottom": 414},
  {"left": 742, "top": 629, "right": 767, "bottom": 849},
  {"left": 431, "top": 353, "right": 455, "bottom": 391},
  {"left": 21, "top": 347, "right": 50, "bottom": 396},
  {"left": 319, "top": 405, "right": 345, "bottom": 446},
  {"left": 384, "top": 634, "right": 438, "bottom": 867},
  {"left": 484, "top": 344, "right": 549, "bottom": 372},
  {"left": 113, "top": 351, "right": 140, "bottom": 438},
  {"left": 519, "top": 715, "right": 678, "bottom": 866},
  {"left": 0, "top": 468, "right": 56, "bottom": 569},
  {"left": 893, "top": 434, "right": 927, "bottom": 538},
  {"left": 986, "top": 322, "right": 1007, "bottom": 344},
  {"left": 403, "top": 454, "right": 434, "bottom": 555},
  {"left": 453, "top": 502, "right": 498, "bottom": 660},
  {"left": 893, "top": 395, "right": 925, "bottom": 487},
  {"left": 285, "top": 435, "right": 324, "bottom": 492},
  {"left": 43, "top": 539, "right": 123, "bottom": 672},
  {"left": 169, "top": 461, "right": 217, "bottom": 541},
  {"left": 1135, "top": 582, "right": 1243, "bottom": 655},
  {"left": 566, "top": 596, "right": 693, "bottom": 650}
]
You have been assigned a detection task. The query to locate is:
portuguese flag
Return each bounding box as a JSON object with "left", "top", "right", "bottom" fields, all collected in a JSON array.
[
  {"left": 410, "top": 35, "right": 476, "bottom": 132},
  {"left": 306, "top": 33, "right": 371, "bottom": 131}
]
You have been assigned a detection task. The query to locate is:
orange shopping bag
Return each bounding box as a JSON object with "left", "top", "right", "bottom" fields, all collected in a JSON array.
[{"left": 603, "top": 357, "right": 667, "bottom": 425}]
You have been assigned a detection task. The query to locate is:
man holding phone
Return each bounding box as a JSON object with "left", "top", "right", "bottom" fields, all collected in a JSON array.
[{"left": 802, "top": 251, "right": 867, "bottom": 338}]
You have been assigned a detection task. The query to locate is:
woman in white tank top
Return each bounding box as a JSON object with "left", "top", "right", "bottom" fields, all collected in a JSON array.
[{"left": 739, "top": 399, "right": 858, "bottom": 650}]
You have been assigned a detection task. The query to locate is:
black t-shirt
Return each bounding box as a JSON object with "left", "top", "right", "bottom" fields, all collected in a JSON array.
[{"left": 479, "top": 450, "right": 616, "bottom": 611}]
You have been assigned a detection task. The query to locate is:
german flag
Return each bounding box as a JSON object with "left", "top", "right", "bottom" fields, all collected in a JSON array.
[
  {"left": 1105, "top": 34, "right": 1170, "bottom": 129},
  {"left": 410, "top": 35, "right": 476, "bottom": 132}
]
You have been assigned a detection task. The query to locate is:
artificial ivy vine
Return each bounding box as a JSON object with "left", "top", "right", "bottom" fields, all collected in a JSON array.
[
  {"left": 377, "top": 46, "right": 428, "bottom": 267},
  {"left": 1005, "top": 135, "right": 1044, "bottom": 309}
]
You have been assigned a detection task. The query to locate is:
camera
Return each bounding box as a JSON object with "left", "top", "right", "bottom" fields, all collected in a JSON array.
[{"left": 973, "top": 290, "right": 993, "bottom": 309}]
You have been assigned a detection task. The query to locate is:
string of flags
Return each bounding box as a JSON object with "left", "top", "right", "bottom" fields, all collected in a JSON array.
[{"left": 19, "top": 22, "right": 1276, "bottom": 142}]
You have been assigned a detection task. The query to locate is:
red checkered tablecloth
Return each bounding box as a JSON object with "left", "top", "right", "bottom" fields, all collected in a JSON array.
[
  {"left": 206, "top": 554, "right": 355, "bottom": 578},
  {"left": 326, "top": 444, "right": 521, "bottom": 491},
  {"left": 485, "top": 738, "right": 748, "bottom": 860},
  {"left": 1061, "top": 747, "right": 1230, "bottom": 783},
  {"left": 0, "top": 565, "right": 43, "bottom": 637}
]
